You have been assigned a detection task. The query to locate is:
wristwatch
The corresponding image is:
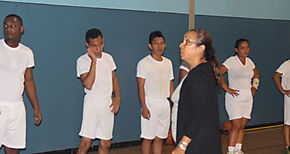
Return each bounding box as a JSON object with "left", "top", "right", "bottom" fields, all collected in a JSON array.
[{"left": 178, "top": 141, "right": 188, "bottom": 151}]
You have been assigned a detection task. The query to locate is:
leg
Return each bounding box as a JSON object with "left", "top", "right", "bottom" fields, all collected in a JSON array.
[
  {"left": 228, "top": 118, "right": 242, "bottom": 146},
  {"left": 152, "top": 137, "right": 163, "bottom": 154},
  {"left": 4, "top": 146, "right": 19, "bottom": 154},
  {"left": 98, "top": 139, "right": 111, "bottom": 154},
  {"left": 236, "top": 118, "right": 248, "bottom": 144},
  {"left": 284, "top": 124, "right": 290, "bottom": 146},
  {"left": 142, "top": 138, "right": 152, "bottom": 154},
  {"left": 77, "top": 137, "right": 92, "bottom": 154}
]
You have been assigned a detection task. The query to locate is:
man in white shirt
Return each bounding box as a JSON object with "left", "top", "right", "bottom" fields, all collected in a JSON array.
[
  {"left": 273, "top": 59, "right": 290, "bottom": 154},
  {"left": 137, "top": 31, "right": 174, "bottom": 154},
  {"left": 0, "top": 14, "right": 42, "bottom": 154},
  {"left": 76, "top": 28, "right": 120, "bottom": 154}
]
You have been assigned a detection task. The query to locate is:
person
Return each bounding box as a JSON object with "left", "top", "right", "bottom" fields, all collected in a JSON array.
[
  {"left": 273, "top": 59, "right": 290, "bottom": 154},
  {"left": 170, "top": 61, "right": 189, "bottom": 143},
  {"left": 220, "top": 38, "right": 260, "bottom": 154},
  {"left": 136, "top": 30, "right": 174, "bottom": 154},
  {"left": 76, "top": 28, "right": 120, "bottom": 154},
  {"left": 0, "top": 14, "right": 42, "bottom": 154},
  {"left": 172, "top": 29, "right": 222, "bottom": 154}
]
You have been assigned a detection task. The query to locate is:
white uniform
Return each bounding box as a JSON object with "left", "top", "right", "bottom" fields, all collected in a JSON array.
[
  {"left": 77, "top": 52, "right": 116, "bottom": 140},
  {"left": 276, "top": 60, "right": 290, "bottom": 125},
  {"left": 223, "top": 55, "right": 255, "bottom": 120},
  {"left": 137, "top": 55, "right": 174, "bottom": 139},
  {"left": 171, "top": 62, "right": 189, "bottom": 142},
  {"left": 0, "top": 39, "right": 34, "bottom": 149}
]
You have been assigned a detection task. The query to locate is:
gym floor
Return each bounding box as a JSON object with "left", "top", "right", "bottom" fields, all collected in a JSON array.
[{"left": 88, "top": 126, "right": 285, "bottom": 154}]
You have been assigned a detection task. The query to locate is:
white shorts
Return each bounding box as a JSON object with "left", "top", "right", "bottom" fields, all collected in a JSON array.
[
  {"left": 79, "top": 94, "right": 114, "bottom": 140},
  {"left": 0, "top": 103, "right": 26, "bottom": 149},
  {"left": 141, "top": 98, "right": 170, "bottom": 140},
  {"left": 284, "top": 95, "right": 290, "bottom": 125},
  {"left": 225, "top": 89, "right": 253, "bottom": 120}
]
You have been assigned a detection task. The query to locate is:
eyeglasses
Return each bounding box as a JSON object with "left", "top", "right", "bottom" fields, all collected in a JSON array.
[{"left": 181, "top": 40, "right": 199, "bottom": 46}]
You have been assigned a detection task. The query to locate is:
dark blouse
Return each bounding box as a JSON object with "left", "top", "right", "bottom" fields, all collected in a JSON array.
[{"left": 177, "top": 63, "right": 222, "bottom": 154}]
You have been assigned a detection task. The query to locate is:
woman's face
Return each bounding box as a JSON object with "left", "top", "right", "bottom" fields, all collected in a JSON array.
[
  {"left": 235, "top": 41, "right": 249, "bottom": 58},
  {"left": 179, "top": 31, "right": 202, "bottom": 62}
]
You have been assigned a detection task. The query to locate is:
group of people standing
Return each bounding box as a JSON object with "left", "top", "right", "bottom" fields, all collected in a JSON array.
[{"left": 0, "top": 14, "right": 289, "bottom": 154}]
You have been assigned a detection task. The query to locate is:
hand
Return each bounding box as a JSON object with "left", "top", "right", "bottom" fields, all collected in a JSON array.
[
  {"left": 141, "top": 106, "right": 150, "bottom": 120},
  {"left": 33, "top": 108, "right": 42, "bottom": 126},
  {"left": 87, "top": 46, "right": 97, "bottom": 61},
  {"left": 227, "top": 88, "right": 239, "bottom": 97},
  {"left": 172, "top": 146, "right": 185, "bottom": 154},
  {"left": 251, "top": 87, "right": 257, "bottom": 96},
  {"left": 110, "top": 97, "right": 120, "bottom": 114},
  {"left": 282, "top": 89, "right": 290, "bottom": 97}
]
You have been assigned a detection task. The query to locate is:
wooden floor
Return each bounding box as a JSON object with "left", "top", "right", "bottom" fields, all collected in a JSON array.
[{"left": 89, "top": 126, "right": 286, "bottom": 154}]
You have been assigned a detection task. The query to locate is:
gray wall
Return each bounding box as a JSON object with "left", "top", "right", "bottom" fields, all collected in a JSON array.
[{"left": 0, "top": 1, "right": 187, "bottom": 153}]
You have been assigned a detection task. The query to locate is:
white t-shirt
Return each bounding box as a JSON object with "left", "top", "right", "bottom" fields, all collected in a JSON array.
[
  {"left": 136, "top": 55, "right": 174, "bottom": 99},
  {"left": 276, "top": 59, "right": 290, "bottom": 90},
  {"left": 77, "top": 52, "right": 116, "bottom": 99},
  {"left": 0, "top": 39, "right": 34, "bottom": 104},
  {"left": 223, "top": 55, "right": 255, "bottom": 90}
]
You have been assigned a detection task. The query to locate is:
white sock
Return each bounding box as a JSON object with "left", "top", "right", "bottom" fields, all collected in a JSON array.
[
  {"left": 234, "top": 143, "right": 242, "bottom": 151},
  {"left": 228, "top": 146, "right": 235, "bottom": 152}
]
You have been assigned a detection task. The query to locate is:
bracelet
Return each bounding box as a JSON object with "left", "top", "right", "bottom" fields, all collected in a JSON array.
[
  {"left": 178, "top": 141, "right": 188, "bottom": 151},
  {"left": 91, "top": 60, "right": 96, "bottom": 64}
]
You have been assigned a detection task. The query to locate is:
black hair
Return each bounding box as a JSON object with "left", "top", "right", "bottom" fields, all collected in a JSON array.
[
  {"left": 235, "top": 38, "right": 249, "bottom": 49},
  {"left": 4, "top": 14, "right": 23, "bottom": 25},
  {"left": 86, "top": 28, "right": 103, "bottom": 43},
  {"left": 189, "top": 29, "right": 221, "bottom": 83},
  {"left": 149, "top": 31, "right": 165, "bottom": 44}
]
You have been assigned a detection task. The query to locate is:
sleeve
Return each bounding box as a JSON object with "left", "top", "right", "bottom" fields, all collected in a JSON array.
[
  {"left": 248, "top": 58, "right": 255, "bottom": 69},
  {"left": 136, "top": 60, "right": 146, "bottom": 79},
  {"left": 180, "top": 60, "right": 189, "bottom": 72},
  {"left": 276, "top": 60, "right": 288, "bottom": 74},
  {"left": 182, "top": 74, "right": 210, "bottom": 139},
  {"left": 222, "top": 57, "right": 232, "bottom": 70},
  {"left": 76, "top": 57, "right": 90, "bottom": 77},
  {"left": 27, "top": 48, "right": 35, "bottom": 68},
  {"left": 110, "top": 55, "right": 117, "bottom": 71},
  {"left": 169, "top": 60, "right": 174, "bottom": 80}
]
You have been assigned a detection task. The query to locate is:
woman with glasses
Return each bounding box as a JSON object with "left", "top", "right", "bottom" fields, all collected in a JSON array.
[
  {"left": 172, "top": 29, "right": 222, "bottom": 154},
  {"left": 220, "top": 38, "right": 260, "bottom": 154}
]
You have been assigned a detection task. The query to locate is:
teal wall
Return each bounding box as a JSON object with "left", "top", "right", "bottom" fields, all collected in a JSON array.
[
  {"left": 0, "top": 1, "right": 188, "bottom": 153},
  {"left": 195, "top": 0, "right": 290, "bottom": 20},
  {"left": 0, "top": 0, "right": 189, "bottom": 14}
]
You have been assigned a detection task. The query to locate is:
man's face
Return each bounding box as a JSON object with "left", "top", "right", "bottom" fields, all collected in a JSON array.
[
  {"left": 3, "top": 16, "right": 23, "bottom": 43},
  {"left": 149, "top": 37, "right": 166, "bottom": 57},
  {"left": 86, "top": 36, "right": 104, "bottom": 55}
]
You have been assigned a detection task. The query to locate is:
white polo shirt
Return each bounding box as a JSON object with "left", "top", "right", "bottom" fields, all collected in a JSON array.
[
  {"left": 136, "top": 55, "right": 174, "bottom": 99},
  {"left": 0, "top": 39, "right": 34, "bottom": 104},
  {"left": 223, "top": 55, "right": 255, "bottom": 90},
  {"left": 276, "top": 59, "right": 290, "bottom": 90}
]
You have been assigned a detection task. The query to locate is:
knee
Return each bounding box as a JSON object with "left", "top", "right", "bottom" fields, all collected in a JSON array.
[
  {"left": 99, "top": 140, "right": 111, "bottom": 150},
  {"left": 154, "top": 137, "right": 163, "bottom": 143},
  {"left": 232, "top": 122, "right": 242, "bottom": 131},
  {"left": 143, "top": 138, "right": 153, "bottom": 144}
]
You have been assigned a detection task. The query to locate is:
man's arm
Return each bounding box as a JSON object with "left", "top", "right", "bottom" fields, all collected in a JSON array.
[
  {"left": 273, "top": 72, "right": 290, "bottom": 96},
  {"left": 24, "top": 67, "right": 41, "bottom": 125},
  {"left": 137, "top": 77, "right": 150, "bottom": 120},
  {"left": 169, "top": 80, "right": 174, "bottom": 99},
  {"left": 80, "top": 61, "right": 96, "bottom": 90},
  {"left": 110, "top": 71, "right": 120, "bottom": 113}
]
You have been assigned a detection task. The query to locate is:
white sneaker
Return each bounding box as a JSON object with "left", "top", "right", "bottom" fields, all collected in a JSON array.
[
  {"left": 226, "top": 152, "right": 234, "bottom": 154},
  {"left": 235, "top": 150, "right": 244, "bottom": 154}
]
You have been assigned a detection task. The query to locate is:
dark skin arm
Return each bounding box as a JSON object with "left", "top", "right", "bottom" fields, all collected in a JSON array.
[
  {"left": 273, "top": 72, "right": 290, "bottom": 96},
  {"left": 219, "top": 65, "right": 239, "bottom": 96},
  {"left": 251, "top": 68, "right": 260, "bottom": 96},
  {"left": 110, "top": 71, "right": 120, "bottom": 113},
  {"left": 137, "top": 77, "right": 150, "bottom": 120},
  {"left": 24, "top": 67, "right": 41, "bottom": 125}
]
